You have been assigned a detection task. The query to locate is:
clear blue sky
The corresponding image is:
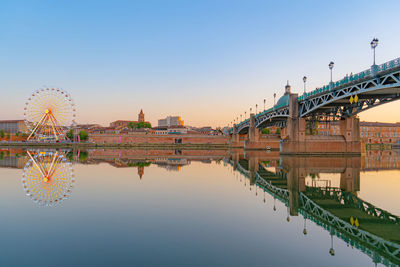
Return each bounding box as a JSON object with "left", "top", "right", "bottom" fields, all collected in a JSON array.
[{"left": 1, "top": 0, "right": 399, "bottom": 127}]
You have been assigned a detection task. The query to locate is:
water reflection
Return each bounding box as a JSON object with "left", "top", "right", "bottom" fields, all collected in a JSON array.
[
  {"left": 22, "top": 150, "right": 75, "bottom": 206},
  {"left": 227, "top": 150, "right": 400, "bottom": 266},
  {"left": 0, "top": 148, "right": 399, "bottom": 265}
]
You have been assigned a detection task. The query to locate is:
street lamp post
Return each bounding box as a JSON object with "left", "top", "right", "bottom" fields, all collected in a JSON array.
[
  {"left": 263, "top": 99, "right": 266, "bottom": 111},
  {"left": 245, "top": 111, "right": 247, "bottom": 119},
  {"left": 303, "top": 76, "right": 307, "bottom": 94},
  {"left": 370, "top": 38, "right": 379, "bottom": 65},
  {"left": 250, "top": 107, "right": 252, "bottom": 115},
  {"left": 329, "top": 61, "right": 334, "bottom": 90},
  {"left": 255, "top": 104, "right": 258, "bottom": 114},
  {"left": 329, "top": 232, "right": 335, "bottom": 256},
  {"left": 329, "top": 61, "right": 334, "bottom": 83},
  {"left": 273, "top": 93, "right": 276, "bottom": 106}
]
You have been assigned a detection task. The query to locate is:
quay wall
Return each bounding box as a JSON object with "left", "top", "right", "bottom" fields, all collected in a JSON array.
[{"left": 89, "top": 134, "right": 229, "bottom": 145}]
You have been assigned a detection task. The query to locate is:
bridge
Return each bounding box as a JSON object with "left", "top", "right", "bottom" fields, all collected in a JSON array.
[
  {"left": 227, "top": 152, "right": 400, "bottom": 266},
  {"left": 228, "top": 57, "right": 400, "bottom": 154}
]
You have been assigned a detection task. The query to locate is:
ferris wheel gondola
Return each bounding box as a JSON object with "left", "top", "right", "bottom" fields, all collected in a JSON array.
[{"left": 24, "top": 88, "right": 76, "bottom": 141}]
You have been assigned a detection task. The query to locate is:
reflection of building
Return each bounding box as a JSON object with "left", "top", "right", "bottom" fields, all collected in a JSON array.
[
  {"left": 0, "top": 155, "right": 28, "bottom": 168},
  {"left": 154, "top": 158, "right": 189, "bottom": 171},
  {"left": 158, "top": 116, "right": 184, "bottom": 127},
  {"left": 0, "top": 120, "right": 28, "bottom": 133},
  {"left": 138, "top": 166, "right": 144, "bottom": 179}
]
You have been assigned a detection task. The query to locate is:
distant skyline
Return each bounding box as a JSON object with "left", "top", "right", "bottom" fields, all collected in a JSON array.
[{"left": 1, "top": 0, "right": 400, "bottom": 127}]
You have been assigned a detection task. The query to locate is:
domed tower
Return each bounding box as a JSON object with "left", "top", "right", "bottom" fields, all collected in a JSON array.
[
  {"left": 138, "top": 109, "right": 145, "bottom": 123},
  {"left": 275, "top": 81, "right": 291, "bottom": 107},
  {"left": 285, "top": 80, "right": 291, "bottom": 95}
]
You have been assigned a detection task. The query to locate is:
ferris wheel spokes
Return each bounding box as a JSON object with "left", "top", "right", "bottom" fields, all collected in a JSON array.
[{"left": 24, "top": 88, "right": 75, "bottom": 142}]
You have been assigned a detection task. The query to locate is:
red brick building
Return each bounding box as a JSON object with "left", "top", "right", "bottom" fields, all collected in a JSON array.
[
  {"left": 109, "top": 110, "right": 150, "bottom": 129},
  {"left": 316, "top": 120, "right": 400, "bottom": 144}
]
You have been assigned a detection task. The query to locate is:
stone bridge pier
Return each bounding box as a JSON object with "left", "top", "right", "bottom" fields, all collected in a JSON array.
[
  {"left": 243, "top": 114, "right": 280, "bottom": 150},
  {"left": 286, "top": 161, "right": 306, "bottom": 217},
  {"left": 340, "top": 167, "right": 360, "bottom": 193},
  {"left": 248, "top": 155, "right": 259, "bottom": 185},
  {"left": 281, "top": 93, "right": 361, "bottom": 155}
]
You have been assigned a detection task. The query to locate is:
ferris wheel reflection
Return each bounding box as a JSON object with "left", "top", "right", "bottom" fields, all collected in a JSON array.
[{"left": 22, "top": 150, "right": 75, "bottom": 206}]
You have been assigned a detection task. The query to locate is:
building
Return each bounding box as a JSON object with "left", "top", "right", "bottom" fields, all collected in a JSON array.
[
  {"left": 151, "top": 126, "right": 188, "bottom": 135},
  {"left": 91, "top": 127, "right": 120, "bottom": 134},
  {"left": 110, "top": 110, "right": 150, "bottom": 129},
  {"left": 0, "top": 120, "right": 28, "bottom": 134},
  {"left": 152, "top": 126, "right": 168, "bottom": 135},
  {"left": 138, "top": 109, "right": 145, "bottom": 123},
  {"left": 315, "top": 120, "right": 400, "bottom": 144},
  {"left": 158, "top": 116, "right": 184, "bottom": 127},
  {"left": 76, "top": 124, "right": 102, "bottom": 133},
  {"left": 167, "top": 125, "right": 188, "bottom": 134},
  {"left": 360, "top": 121, "right": 400, "bottom": 144},
  {"left": 120, "top": 128, "right": 149, "bottom": 135}
]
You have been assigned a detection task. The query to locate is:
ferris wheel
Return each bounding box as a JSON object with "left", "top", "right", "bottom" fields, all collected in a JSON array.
[
  {"left": 22, "top": 151, "right": 75, "bottom": 207},
  {"left": 24, "top": 88, "right": 76, "bottom": 141}
]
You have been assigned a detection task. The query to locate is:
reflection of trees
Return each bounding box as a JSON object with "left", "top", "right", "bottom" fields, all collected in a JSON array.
[
  {"left": 306, "top": 173, "right": 320, "bottom": 179},
  {"left": 127, "top": 161, "right": 151, "bottom": 167}
]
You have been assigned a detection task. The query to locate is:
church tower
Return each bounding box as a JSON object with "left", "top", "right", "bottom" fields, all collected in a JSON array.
[{"left": 138, "top": 109, "right": 145, "bottom": 123}]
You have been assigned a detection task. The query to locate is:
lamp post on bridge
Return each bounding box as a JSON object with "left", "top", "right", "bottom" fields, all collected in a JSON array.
[
  {"left": 263, "top": 99, "right": 266, "bottom": 111},
  {"left": 273, "top": 93, "right": 276, "bottom": 106},
  {"left": 303, "top": 76, "right": 307, "bottom": 94},
  {"left": 250, "top": 107, "right": 252, "bottom": 115},
  {"left": 370, "top": 38, "right": 379, "bottom": 65},
  {"left": 255, "top": 104, "right": 258, "bottom": 114},
  {"left": 240, "top": 114, "right": 242, "bottom": 122},
  {"left": 244, "top": 111, "right": 247, "bottom": 120},
  {"left": 329, "top": 231, "right": 335, "bottom": 256},
  {"left": 329, "top": 61, "right": 334, "bottom": 89}
]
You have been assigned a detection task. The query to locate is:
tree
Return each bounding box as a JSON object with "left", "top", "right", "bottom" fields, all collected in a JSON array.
[
  {"left": 66, "top": 129, "right": 74, "bottom": 140},
  {"left": 0, "top": 129, "right": 4, "bottom": 139},
  {"left": 79, "top": 130, "right": 89, "bottom": 141},
  {"left": 306, "top": 118, "right": 318, "bottom": 135},
  {"left": 275, "top": 128, "right": 281, "bottom": 134},
  {"left": 261, "top": 128, "right": 271, "bottom": 134},
  {"left": 15, "top": 132, "right": 19, "bottom": 137},
  {"left": 79, "top": 151, "right": 88, "bottom": 161},
  {"left": 128, "top": 122, "right": 137, "bottom": 129},
  {"left": 128, "top": 122, "right": 152, "bottom": 129}
]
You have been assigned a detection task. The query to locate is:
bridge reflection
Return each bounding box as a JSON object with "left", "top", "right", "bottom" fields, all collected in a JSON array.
[
  {"left": 0, "top": 147, "right": 399, "bottom": 264},
  {"left": 227, "top": 150, "right": 400, "bottom": 266}
]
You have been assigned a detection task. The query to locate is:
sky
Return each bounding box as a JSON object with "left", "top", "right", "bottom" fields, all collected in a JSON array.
[{"left": 0, "top": 0, "right": 399, "bottom": 127}]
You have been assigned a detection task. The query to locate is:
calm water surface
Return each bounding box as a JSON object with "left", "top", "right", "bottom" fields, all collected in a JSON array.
[{"left": 0, "top": 148, "right": 399, "bottom": 266}]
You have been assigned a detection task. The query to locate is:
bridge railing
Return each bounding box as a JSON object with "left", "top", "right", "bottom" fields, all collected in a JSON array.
[
  {"left": 230, "top": 57, "right": 400, "bottom": 133},
  {"left": 298, "top": 57, "right": 400, "bottom": 102}
]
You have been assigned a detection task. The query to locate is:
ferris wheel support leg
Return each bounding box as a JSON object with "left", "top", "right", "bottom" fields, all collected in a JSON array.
[
  {"left": 48, "top": 115, "right": 59, "bottom": 141},
  {"left": 53, "top": 116, "right": 64, "bottom": 137},
  {"left": 47, "top": 151, "right": 58, "bottom": 179},
  {"left": 49, "top": 114, "right": 64, "bottom": 138},
  {"left": 27, "top": 113, "right": 47, "bottom": 140},
  {"left": 26, "top": 151, "right": 46, "bottom": 179}
]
